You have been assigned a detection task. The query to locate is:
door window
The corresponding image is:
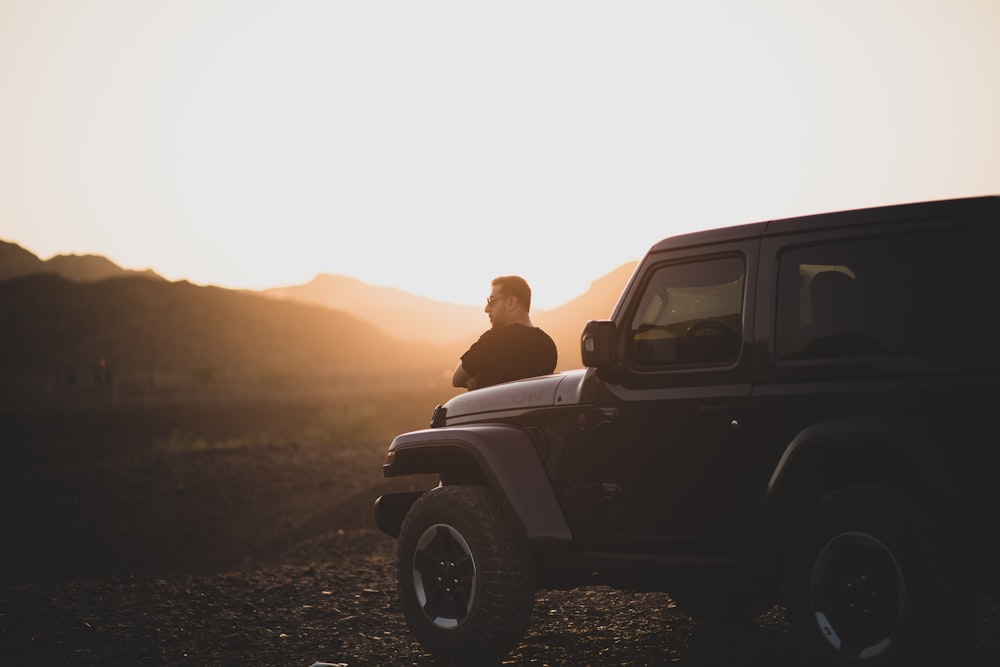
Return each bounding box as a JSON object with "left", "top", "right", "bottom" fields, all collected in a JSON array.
[
  {"left": 628, "top": 256, "right": 745, "bottom": 366},
  {"left": 775, "top": 230, "right": 973, "bottom": 358}
]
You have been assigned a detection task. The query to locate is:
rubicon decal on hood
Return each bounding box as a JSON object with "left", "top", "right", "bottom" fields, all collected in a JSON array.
[
  {"left": 445, "top": 374, "right": 563, "bottom": 416},
  {"left": 457, "top": 388, "right": 550, "bottom": 412}
]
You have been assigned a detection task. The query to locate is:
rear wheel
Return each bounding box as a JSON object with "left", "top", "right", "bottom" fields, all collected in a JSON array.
[
  {"left": 396, "top": 484, "right": 535, "bottom": 664},
  {"left": 783, "top": 485, "right": 968, "bottom": 666}
]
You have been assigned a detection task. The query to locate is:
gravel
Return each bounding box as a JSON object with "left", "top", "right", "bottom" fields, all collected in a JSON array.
[{"left": 2, "top": 432, "right": 997, "bottom": 666}]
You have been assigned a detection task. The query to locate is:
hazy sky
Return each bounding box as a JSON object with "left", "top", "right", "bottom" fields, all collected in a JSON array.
[{"left": 2, "top": 1, "right": 998, "bottom": 309}]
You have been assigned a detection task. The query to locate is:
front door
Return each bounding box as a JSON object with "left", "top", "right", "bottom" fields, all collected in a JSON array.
[{"left": 591, "top": 242, "right": 760, "bottom": 540}]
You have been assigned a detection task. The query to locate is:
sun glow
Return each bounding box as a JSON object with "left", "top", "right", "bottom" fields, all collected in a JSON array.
[{"left": 1, "top": 1, "right": 998, "bottom": 310}]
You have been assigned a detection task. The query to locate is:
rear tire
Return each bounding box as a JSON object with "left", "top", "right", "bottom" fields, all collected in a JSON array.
[
  {"left": 396, "top": 484, "right": 535, "bottom": 664},
  {"left": 783, "top": 485, "right": 969, "bottom": 666}
]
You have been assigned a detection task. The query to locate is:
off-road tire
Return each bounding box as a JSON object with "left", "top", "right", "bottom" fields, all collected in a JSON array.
[
  {"left": 396, "top": 484, "right": 536, "bottom": 664},
  {"left": 783, "top": 484, "right": 969, "bottom": 666}
]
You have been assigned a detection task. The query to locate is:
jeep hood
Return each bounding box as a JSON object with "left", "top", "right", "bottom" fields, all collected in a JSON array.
[{"left": 442, "top": 369, "right": 590, "bottom": 422}]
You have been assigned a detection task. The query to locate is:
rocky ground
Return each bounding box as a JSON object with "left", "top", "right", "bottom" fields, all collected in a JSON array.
[
  {"left": 1, "top": 407, "right": 997, "bottom": 666},
  {"left": 1, "top": 528, "right": 803, "bottom": 667}
]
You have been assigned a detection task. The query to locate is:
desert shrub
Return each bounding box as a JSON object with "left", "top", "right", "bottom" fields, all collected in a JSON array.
[
  {"left": 152, "top": 430, "right": 211, "bottom": 452},
  {"left": 152, "top": 429, "right": 279, "bottom": 452}
]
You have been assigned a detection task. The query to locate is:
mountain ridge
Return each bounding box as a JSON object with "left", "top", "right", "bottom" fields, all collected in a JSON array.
[
  {"left": 0, "top": 272, "right": 456, "bottom": 411},
  {"left": 260, "top": 274, "right": 487, "bottom": 347},
  {"left": 0, "top": 240, "right": 163, "bottom": 283},
  {"left": 0, "top": 239, "right": 638, "bottom": 395}
]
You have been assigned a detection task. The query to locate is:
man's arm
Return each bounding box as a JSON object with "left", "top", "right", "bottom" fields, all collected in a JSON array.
[{"left": 452, "top": 361, "right": 472, "bottom": 388}]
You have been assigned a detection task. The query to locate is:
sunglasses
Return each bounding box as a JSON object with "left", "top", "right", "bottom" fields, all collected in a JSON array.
[{"left": 486, "top": 294, "right": 508, "bottom": 307}]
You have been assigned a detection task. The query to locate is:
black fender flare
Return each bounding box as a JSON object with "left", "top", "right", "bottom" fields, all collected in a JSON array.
[
  {"left": 378, "top": 425, "right": 573, "bottom": 542},
  {"left": 753, "top": 415, "right": 957, "bottom": 556}
]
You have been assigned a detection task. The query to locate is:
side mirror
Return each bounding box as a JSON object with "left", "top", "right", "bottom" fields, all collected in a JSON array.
[{"left": 581, "top": 320, "right": 617, "bottom": 370}]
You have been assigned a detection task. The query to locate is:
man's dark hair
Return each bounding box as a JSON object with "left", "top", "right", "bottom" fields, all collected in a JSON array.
[{"left": 492, "top": 275, "right": 532, "bottom": 312}]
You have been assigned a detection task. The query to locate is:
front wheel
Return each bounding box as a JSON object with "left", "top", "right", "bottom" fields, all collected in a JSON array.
[
  {"left": 396, "top": 484, "right": 535, "bottom": 664},
  {"left": 783, "top": 485, "right": 968, "bottom": 666}
]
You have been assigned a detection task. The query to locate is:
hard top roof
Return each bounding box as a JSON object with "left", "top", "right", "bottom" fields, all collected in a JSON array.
[{"left": 647, "top": 195, "right": 999, "bottom": 254}]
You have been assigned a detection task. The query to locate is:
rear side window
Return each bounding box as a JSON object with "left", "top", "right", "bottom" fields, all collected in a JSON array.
[
  {"left": 775, "top": 230, "right": 973, "bottom": 359},
  {"left": 628, "top": 256, "right": 745, "bottom": 366}
]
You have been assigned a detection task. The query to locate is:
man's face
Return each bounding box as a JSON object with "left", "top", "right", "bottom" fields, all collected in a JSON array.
[{"left": 485, "top": 285, "right": 508, "bottom": 328}]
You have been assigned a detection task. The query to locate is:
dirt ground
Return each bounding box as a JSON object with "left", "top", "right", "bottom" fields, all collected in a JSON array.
[{"left": 1, "top": 406, "right": 998, "bottom": 666}]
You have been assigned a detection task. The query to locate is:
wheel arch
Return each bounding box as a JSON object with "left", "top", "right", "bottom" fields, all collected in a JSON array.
[
  {"left": 378, "top": 425, "right": 573, "bottom": 542},
  {"left": 753, "top": 415, "right": 959, "bottom": 563}
]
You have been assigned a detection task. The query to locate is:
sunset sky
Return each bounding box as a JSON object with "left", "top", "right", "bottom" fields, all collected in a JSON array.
[{"left": 1, "top": 1, "right": 998, "bottom": 310}]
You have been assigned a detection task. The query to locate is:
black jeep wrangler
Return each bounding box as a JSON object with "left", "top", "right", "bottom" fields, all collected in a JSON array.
[{"left": 375, "top": 195, "right": 1000, "bottom": 665}]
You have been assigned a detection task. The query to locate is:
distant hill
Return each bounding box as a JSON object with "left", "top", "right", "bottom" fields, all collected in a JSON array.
[
  {"left": 0, "top": 240, "right": 162, "bottom": 282},
  {"left": 0, "top": 274, "right": 454, "bottom": 403},
  {"left": 535, "top": 262, "right": 638, "bottom": 370},
  {"left": 261, "top": 275, "right": 486, "bottom": 348},
  {"left": 0, "top": 237, "right": 638, "bottom": 390},
  {"left": 262, "top": 265, "right": 638, "bottom": 371},
  {"left": 0, "top": 241, "right": 41, "bottom": 281}
]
